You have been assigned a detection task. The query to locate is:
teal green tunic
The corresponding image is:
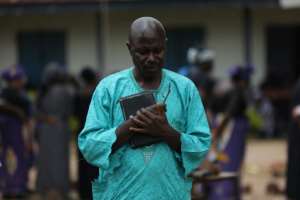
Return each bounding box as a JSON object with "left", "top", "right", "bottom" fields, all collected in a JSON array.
[{"left": 78, "top": 68, "right": 211, "bottom": 200}]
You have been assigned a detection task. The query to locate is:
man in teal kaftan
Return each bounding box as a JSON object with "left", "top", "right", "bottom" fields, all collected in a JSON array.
[{"left": 78, "top": 17, "right": 211, "bottom": 200}]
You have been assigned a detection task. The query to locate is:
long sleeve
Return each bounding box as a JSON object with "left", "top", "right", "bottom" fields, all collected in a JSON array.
[
  {"left": 177, "top": 84, "right": 211, "bottom": 177},
  {"left": 77, "top": 69, "right": 212, "bottom": 200},
  {"left": 78, "top": 83, "right": 120, "bottom": 170}
]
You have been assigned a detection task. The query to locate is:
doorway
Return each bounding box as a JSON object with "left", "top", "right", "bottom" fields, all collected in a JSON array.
[
  {"left": 266, "top": 25, "right": 300, "bottom": 86},
  {"left": 265, "top": 25, "right": 300, "bottom": 136}
]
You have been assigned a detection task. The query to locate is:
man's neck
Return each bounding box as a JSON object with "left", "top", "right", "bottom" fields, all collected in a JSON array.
[{"left": 133, "top": 68, "right": 162, "bottom": 90}]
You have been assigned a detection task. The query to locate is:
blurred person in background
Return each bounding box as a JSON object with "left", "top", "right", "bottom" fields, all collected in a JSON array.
[
  {"left": 207, "top": 65, "right": 251, "bottom": 200},
  {"left": 178, "top": 46, "right": 217, "bottom": 109},
  {"left": 246, "top": 83, "right": 275, "bottom": 138},
  {"left": 0, "top": 116, "right": 2, "bottom": 199},
  {"left": 286, "top": 77, "right": 300, "bottom": 200},
  {"left": 35, "top": 63, "right": 74, "bottom": 200},
  {"left": 0, "top": 65, "right": 33, "bottom": 198},
  {"left": 74, "top": 66, "right": 99, "bottom": 200},
  {"left": 263, "top": 70, "right": 291, "bottom": 137}
]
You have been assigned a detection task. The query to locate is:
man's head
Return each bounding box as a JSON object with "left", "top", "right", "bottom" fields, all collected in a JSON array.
[
  {"left": 196, "top": 49, "right": 215, "bottom": 73},
  {"left": 1, "top": 65, "right": 27, "bottom": 90},
  {"left": 80, "top": 66, "right": 98, "bottom": 86},
  {"left": 127, "top": 17, "right": 167, "bottom": 80},
  {"left": 187, "top": 47, "right": 215, "bottom": 73},
  {"left": 229, "top": 65, "right": 253, "bottom": 88}
]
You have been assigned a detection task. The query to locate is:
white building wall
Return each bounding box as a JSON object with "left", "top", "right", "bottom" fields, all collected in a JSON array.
[
  {"left": 0, "top": 13, "right": 98, "bottom": 75},
  {"left": 101, "top": 8, "right": 244, "bottom": 81},
  {"left": 1, "top": 8, "right": 300, "bottom": 84},
  {"left": 0, "top": 17, "right": 17, "bottom": 68}
]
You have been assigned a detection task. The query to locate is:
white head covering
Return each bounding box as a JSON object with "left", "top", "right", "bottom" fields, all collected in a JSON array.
[
  {"left": 187, "top": 47, "right": 215, "bottom": 65},
  {"left": 196, "top": 49, "right": 215, "bottom": 64}
]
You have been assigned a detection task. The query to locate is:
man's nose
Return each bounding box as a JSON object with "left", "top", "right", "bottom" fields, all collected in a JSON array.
[{"left": 147, "top": 52, "right": 155, "bottom": 62}]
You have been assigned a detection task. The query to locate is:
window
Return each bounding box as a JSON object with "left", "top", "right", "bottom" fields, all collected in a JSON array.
[
  {"left": 17, "top": 31, "right": 66, "bottom": 89},
  {"left": 165, "top": 27, "right": 204, "bottom": 71}
]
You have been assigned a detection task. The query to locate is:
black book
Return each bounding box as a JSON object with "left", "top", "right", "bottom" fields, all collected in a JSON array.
[{"left": 119, "top": 91, "right": 162, "bottom": 148}]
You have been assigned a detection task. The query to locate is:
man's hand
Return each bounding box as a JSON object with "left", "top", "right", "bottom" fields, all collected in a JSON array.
[
  {"left": 129, "top": 104, "right": 171, "bottom": 137},
  {"left": 130, "top": 103, "right": 181, "bottom": 152},
  {"left": 112, "top": 119, "right": 135, "bottom": 152}
]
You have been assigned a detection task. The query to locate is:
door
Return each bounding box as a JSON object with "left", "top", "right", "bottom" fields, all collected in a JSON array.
[
  {"left": 265, "top": 25, "right": 300, "bottom": 136},
  {"left": 266, "top": 26, "right": 300, "bottom": 85}
]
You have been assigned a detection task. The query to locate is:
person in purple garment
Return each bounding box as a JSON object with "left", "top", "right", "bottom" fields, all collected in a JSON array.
[
  {"left": 0, "top": 66, "right": 33, "bottom": 198},
  {"left": 207, "top": 65, "right": 251, "bottom": 200}
]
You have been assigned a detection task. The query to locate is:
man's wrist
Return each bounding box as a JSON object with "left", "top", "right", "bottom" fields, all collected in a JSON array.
[
  {"left": 161, "top": 126, "right": 181, "bottom": 152},
  {"left": 162, "top": 126, "right": 180, "bottom": 141},
  {"left": 112, "top": 120, "right": 134, "bottom": 153}
]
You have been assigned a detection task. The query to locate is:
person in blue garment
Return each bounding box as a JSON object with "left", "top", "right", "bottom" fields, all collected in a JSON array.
[
  {"left": 35, "top": 64, "right": 74, "bottom": 199},
  {"left": 178, "top": 46, "right": 216, "bottom": 109},
  {"left": 78, "top": 16, "right": 211, "bottom": 200}
]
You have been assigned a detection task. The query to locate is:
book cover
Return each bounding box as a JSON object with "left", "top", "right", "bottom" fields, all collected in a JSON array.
[{"left": 119, "top": 91, "right": 162, "bottom": 148}]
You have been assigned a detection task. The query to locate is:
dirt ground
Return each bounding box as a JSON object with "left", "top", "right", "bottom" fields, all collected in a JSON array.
[
  {"left": 242, "top": 139, "right": 286, "bottom": 200},
  {"left": 2, "top": 139, "right": 287, "bottom": 200}
]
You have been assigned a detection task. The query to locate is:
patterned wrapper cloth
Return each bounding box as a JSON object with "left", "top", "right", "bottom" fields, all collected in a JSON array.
[{"left": 0, "top": 114, "right": 28, "bottom": 196}]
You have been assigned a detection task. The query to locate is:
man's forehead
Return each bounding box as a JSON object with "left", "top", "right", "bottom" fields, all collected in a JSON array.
[
  {"left": 129, "top": 17, "right": 166, "bottom": 44},
  {"left": 131, "top": 36, "right": 165, "bottom": 50},
  {"left": 131, "top": 17, "right": 163, "bottom": 31},
  {"left": 135, "top": 29, "right": 161, "bottom": 41}
]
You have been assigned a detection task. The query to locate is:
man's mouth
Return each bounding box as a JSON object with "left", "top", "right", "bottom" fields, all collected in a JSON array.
[{"left": 145, "top": 65, "right": 158, "bottom": 72}]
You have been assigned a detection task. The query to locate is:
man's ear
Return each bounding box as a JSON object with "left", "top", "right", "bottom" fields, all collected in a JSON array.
[{"left": 126, "top": 41, "right": 132, "bottom": 53}]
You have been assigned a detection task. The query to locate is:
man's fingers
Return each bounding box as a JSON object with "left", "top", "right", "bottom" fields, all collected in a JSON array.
[
  {"left": 141, "top": 108, "right": 165, "bottom": 122},
  {"left": 141, "top": 108, "right": 157, "bottom": 119},
  {"left": 136, "top": 110, "right": 152, "bottom": 124},
  {"left": 129, "top": 127, "right": 147, "bottom": 133},
  {"left": 130, "top": 115, "right": 147, "bottom": 127}
]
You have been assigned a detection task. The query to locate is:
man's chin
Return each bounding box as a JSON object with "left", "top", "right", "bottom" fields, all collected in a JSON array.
[
  {"left": 145, "top": 68, "right": 161, "bottom": 75},
  {"left": 142, "top": 69, "right": 161, "bottom": 79},
  {"left": 145, "top": 65, "right": 161, "bottom": 73}
]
